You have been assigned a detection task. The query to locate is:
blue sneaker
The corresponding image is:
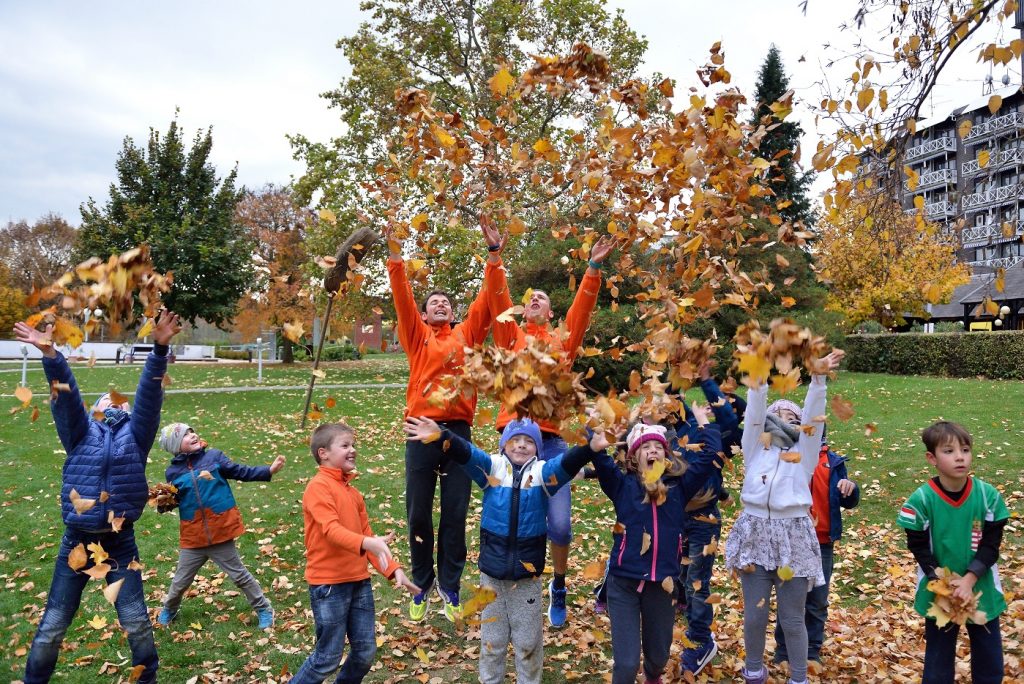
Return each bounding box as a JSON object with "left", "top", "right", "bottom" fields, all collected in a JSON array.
[
  {"left": 547, "top": 580, "right": 567, "bottom": 628},
  {"left": 157, "top": 607, "right": 178, "bottom": 626},
  {"left": 436, "top": 584, "right": 461, "bottom": 622},
  {"left": 681, "top": 635, "right": 718, "bottom": 675},
  {"left": 257, "top": 608, "right": 274, "bottom": 630}
]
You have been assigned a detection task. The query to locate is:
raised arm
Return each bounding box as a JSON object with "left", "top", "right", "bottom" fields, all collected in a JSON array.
[
  {"left": 16, "top": 322, "right": 90, "bottom": 452},
  {"left": 796, "top": 351, "right": 843, "bottom": 476},
  {"left": 386, "top": 231, "right": 428, "bottom": 352},
  {"left": 457, "top": 245, "right": 504, "bottom": 346},
  {"left": 740, "top": 383, "right": 769, "bottom": 463},
  {"left": 130, "top": 310, "right": 181, "bottom": 458},
  {"left": 677, "top": 403, "right": 724, "bottom": 500}
]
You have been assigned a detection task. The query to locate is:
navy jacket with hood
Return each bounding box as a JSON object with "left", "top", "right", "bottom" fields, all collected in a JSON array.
[
  {"left": 593, "top": 423, "right": 722, "bottom": 583},
  {"left": 816, "top": 445, "right": 861, "bottom": 542},
  {"left": 42, "top": 348, "right": 167, "bottom": 530}
]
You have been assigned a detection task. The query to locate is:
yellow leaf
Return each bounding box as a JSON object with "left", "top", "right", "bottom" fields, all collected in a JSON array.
[
  {"left": 978, "top": 149, "right": 991, "bottom": 168},
  {"left": 136, "top": 318, "right": 154, "bottom": 339},
  {"left": 857, "top": 87, "right": 874, "bottom": 111},
  {"left": 488, "top": 67, "right": 516, "bottom": 97},
  {"left": 496, "top": 305, "right": 524, "bottom": 324},
  {"left": 751, "top": 157, "right": 771, "bottom": 171},
  {"left": 318, "top": 208, "right": 337, "bottom": 224},
  {"left": 68, "top": 543, "right": 88, "bottom": 571},
  {"left": 642, "top": 459, "right": 666, "bottom": 485},
  {"left": 737, "top": 352, "right": 772, "bottom": 384},
  {"left": 406, "top": 258, "right": 427, "bottom": 273},
  {"left": 311, "top": 369, "right": 326, "bottom": 379},
  {"left": 583, "top": 561, "right": 606, "bottom": 580},
  {"left": 532, "top": 138, "right": 553, "bottom": 154},
  {"left": 411, "top": 213, "right": 429, "bottom": 232},
  {"left": 421, "top": 429, "right": 441, "bottom": 445},
  {"left": 83, "top": 562, "right": 111, "bottom": 580},
  {"left": 777, "top": 565, "right": 795, "bottom": 581},
  {"left": 432, "top": 125, "right": 455, "bottom": 148},
  {"left": 907, "top": 118, "right": 917, "bottom": 134},
  {"left": 520, "top": 561, "right": 537, "bottom": 573},
  {"left": 780, "top": 296, "right": 796, "bottom": 308},
  {"left": 283, "top": 321, "right": 304, "bottom": 344},
  {"left": 995, "top": 267, "right": 1006, "bottom": 293},
  {"left": 87, "top": 541, "right": 109, "bottom": 565},
  {"left": 14, "top": 386, "right": 32, "bottom": 406},
  {"left": 770, "top": 368, "right": 801, "bottom": 396},
  {"left": 780, "top": 451, "right": 802, "bottom": 463},
  {"left": 87, "top": 615, "right": 108, "bottom": 630},
  {"left": 103, "top": 578, "right": 125, "bottom": 604},
  {"left": 416, "top": 646, "right": 431, "bottom": 664},
  {"left": 69, "top": 489, "right": 96, "bottom": 515},
  {"left": 508, "top": 216, "right": 526, "bottom": 235},
  {"left": 958, "top": 119, "right": 973, "bottom": 138},
  {"left": 640, "top": 532, "right": 652, "bottom": 555},
  {"left": 705, "top": 593, "right": 723, "bottom": 604},
  {"left": 988, "top": 94, "right": 1003, "bottom": 114},
  {"left": 661, "top": 576, "right": 674, "bottom": 594}
]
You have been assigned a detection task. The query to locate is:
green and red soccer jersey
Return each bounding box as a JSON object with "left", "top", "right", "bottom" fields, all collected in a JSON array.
[{"left": 897, "top": 477, "right": 1009, "bottom": 621}]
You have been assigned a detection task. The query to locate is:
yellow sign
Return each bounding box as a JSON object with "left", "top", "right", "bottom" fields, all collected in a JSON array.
[{"left": 969, "top": 321, "right": 992, "bottom": 331}]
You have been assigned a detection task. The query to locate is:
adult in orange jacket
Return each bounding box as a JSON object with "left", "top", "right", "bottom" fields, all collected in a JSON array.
[
  {"left": 387, "top": 224, "right": 506, "bottom": 621},
  {"left": 486, "top": 222, "right": 616, "bottom": 628}
]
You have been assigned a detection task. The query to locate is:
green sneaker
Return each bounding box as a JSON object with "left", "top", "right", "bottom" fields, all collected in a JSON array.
[
  {"left": 437, "top": 584, "right": 461, "bottom": 622},
  {"left": 409, "top": 580, "right": 434, "bottom": 622}
]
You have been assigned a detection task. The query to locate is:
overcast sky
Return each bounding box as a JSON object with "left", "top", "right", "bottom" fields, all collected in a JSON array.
[{"left": 1, "top": 1, "right": 1015, "bottom": 226}]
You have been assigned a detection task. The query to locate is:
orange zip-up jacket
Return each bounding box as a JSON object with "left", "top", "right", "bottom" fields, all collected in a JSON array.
[
  {"left": 387, "top": 257, "right": 503, "bottom": 422},
  {"left": 302, "top": 466, "right": 399, "bottom": 585},
  {"left": 489, "top": 269, "right": 602, "bottom": 433}
]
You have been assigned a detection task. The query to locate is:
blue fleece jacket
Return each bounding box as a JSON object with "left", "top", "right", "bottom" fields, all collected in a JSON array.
[{"left": 42, "top": 348, "right": 167, "bottom": 530}]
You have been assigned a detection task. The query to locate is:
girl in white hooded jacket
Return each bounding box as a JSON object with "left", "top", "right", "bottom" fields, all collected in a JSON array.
[{"left": 724, "top": 350, "right": 844, "bottom": 684}]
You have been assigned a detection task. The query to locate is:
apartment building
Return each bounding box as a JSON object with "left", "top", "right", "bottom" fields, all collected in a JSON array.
[{"left": 902, "top": 83, "right": 1024, "bottom": 271}]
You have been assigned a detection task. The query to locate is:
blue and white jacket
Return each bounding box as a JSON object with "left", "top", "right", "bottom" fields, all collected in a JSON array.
[
  {"left": 443, "top": 430, "right": 594, "bottom": 580},
  {"left": 593, "top": 424, "right": 722, "bottom": 583},
  {"left": 42, "top": 348, "right": 167, "bottom": 530}
]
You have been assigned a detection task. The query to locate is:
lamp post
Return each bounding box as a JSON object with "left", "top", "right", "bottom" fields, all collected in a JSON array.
[
  {"left": 256, "top": 337, "right": 263, "bottom": 384},
  {"left": 20, "top": 345, "right": 28, "bottom": 387}
]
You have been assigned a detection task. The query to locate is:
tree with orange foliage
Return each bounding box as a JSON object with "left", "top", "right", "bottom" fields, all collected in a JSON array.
[
  {"left": 814, "top": 193, "right": 970, "bottom": 327},
  {"left": 233, "top": 185, "right": 316, "bottom": 363}
]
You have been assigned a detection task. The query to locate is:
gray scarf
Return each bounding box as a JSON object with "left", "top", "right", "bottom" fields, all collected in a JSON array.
[{"left": 764, "top": 413, "right": 801, "bottom": 449}]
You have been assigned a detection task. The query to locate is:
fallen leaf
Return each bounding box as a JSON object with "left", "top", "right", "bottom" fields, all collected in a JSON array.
[
  {"left": 69, "top": 489, "right": 96, "bottom": 515},
  {"left": 103, "top": 578, "right": 125, "bottom": 604},
  {"left": 68, "top": 543, "right": 88, "bottom": 571}
]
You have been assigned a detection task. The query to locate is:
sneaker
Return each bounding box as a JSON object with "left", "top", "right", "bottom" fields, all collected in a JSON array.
[
  {"left": 157, "top": 607, "right": 178, "bottom": 626},
  {"left": 547, "top": 580, "right": 567, "bottom": 628},
  {"left": 436, "top": 584, "right": 461, "bottom": 622},
  {"left": 741, "top": 667, "right": 768, "bottom": 684},
  {"left": 680, "top": 635, "right": 718, "bottom": 675},
  {"left": 594, "top": 598, "right": 606, "bottom": 614},
  {"left": 257, "top": 608, "right": 274, "bottom": 630},
  {"left": 408, "top": 579, "right": 435, "bottom": 622}
]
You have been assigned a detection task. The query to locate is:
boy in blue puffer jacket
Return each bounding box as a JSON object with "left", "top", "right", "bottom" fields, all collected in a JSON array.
[
  {"left": 156, "top": 423, "right": 285, "bottom": 629},
  {"left": 591, "top": 405, "right": 722, "bottom": 684},
  {"left": 15, "top": 310, "right": 181, "bottom": 684},
  {"left": 773, "top": 433, "right": 859, "bottom": 668},
  {"left": 403, "top": 416, "right": 603, "bottom": 684}
]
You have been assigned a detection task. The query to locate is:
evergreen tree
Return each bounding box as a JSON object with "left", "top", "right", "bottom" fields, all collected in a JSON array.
[
  {"left": 77, "top": 117, "right": 253, "bottom": 328},
  {"left": 751, "top": 45, "right": 814, "bottom": 225}
]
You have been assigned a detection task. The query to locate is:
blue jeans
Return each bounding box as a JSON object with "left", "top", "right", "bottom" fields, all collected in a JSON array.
[
  {"left": 25, "top": 526, "right": 157, "bottom": 684},
  {"left": 682, "top": 514, "right": 720, "bottom": 644},
  {"left": 923, "top": 616, "right": 1003, "bottom": 684},
  {"left": 540, "top": 434, "right": 572, "bottom": 546},
  {"left": 775, "top": 541, "right": 834, "bottom": 662},
  {"left": 291, "top": 580, "right": 377, "bottom": 684}
]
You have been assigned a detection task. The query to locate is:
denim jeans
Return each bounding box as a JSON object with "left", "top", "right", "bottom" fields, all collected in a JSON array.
[
  {"left": 290, "top": 580, "right": 377, "bottom": 684},
  {"left": 775, "top": 541, "right": 834, "bottom": 663},
  {"left": 24, "top": 526, "right": 157, "bottom": 684},
  {"left": 923, "top": 616, "right": 1003, "bottom": 684},
  {"left": 540, "top": 434, "right": 572, "bottom": 546},
  {"left": 682, "top": 513, "right": 720, "bottom": 644},
  {"left": 405, "top": 420, "right": 472, "bottom": 593}
]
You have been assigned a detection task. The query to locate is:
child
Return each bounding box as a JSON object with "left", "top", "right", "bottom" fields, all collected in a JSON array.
[
  {"left": 897, "top": 421, "right": 1008, "bottom": 683},
  {"left": 403, "top": 416, "right": 601, "bottom": 684},
  {"left": 590, "top": 405, "right": 722, "bottom": 684},
  {"left": 15, "top": 311, "right": 181, "bottom": 684},
  {"left": 723, "top": 350, "right": 843, "bottom": 684},
  {"left": 156, "top": 423, "right": 286, "bottom": 629},
  {"left": 774, "top": 430, "right": 860, "bottom": 666},
  {"left": 676, "top": 364, "right": 741, "bottom": 676},
  {"left": 291, "top": 422, "right": 419, "bottom": 684}
]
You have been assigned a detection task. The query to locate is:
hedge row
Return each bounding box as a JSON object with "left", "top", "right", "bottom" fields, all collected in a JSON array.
[
  {"left": 214, "top": 348, "right": 251, "bottom": 361},
  {"left": 843, "top": 331, "right": 1024, "bottom": 380}
]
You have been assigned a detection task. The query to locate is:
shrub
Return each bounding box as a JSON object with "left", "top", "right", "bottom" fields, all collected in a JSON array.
[
  {"left": 215, "top": 348, "right": 251, "bottom": 361},
  {"left": 844, "top": 331, "right": 1024, "bottom": 379}
]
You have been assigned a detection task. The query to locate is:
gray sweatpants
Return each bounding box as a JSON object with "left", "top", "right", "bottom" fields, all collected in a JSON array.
[
  {"left": 741, "top": 564, "right": 813, "bottom": 682},
  {"left": 478, "top": 573, "right": 543, "bottom": 684},
  {"left": 162, "top": 539, "right": 270, "bottom": 613}
]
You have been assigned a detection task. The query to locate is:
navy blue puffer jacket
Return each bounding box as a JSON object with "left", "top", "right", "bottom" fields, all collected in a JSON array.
[{"left": 42, "top": 349, "right": 167, "bottom": 530}]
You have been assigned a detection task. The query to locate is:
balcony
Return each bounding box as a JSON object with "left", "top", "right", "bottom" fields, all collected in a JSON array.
[
  {"left": 903, "top": 167, "right": 956, "bottom": 190},
  {"left": 961, "top": 183, "right": 1024, "bottom": 210},
  {"left": 967, "top": 254, "right": 1024, "bottom": 269},
  {"left": 903, "top": 200, "right": 956, "bottom": 218},
  {"left": 959, "top": 219, "right": 1024, "bottom": 247},
  {"left": 962, "top": 111, "right": 1024, "bottom": 143},
  {"left": 905, "top": 136, "right": 956, "bottom": 162},
  {"left": 961, "top": 147, "right": 1024, "bottom": 175}
]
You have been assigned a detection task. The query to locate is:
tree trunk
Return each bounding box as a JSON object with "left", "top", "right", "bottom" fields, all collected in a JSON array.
[{"left": 281, "top": 335, "right": 294, "bottom": 364}]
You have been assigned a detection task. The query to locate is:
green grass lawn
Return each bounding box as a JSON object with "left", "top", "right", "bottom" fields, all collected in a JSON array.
[{"left": 0, "top": 359, "right": 1020, "bottom": 683}]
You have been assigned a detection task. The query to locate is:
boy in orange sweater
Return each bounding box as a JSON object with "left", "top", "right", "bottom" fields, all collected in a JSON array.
[{"left": 291, "top": 423, "right": 419, "bottom": 684}]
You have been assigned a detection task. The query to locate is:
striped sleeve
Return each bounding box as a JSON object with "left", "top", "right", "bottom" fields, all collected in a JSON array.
[{"left": 897, "top": 487, "right": 927, "bottom": 531}]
